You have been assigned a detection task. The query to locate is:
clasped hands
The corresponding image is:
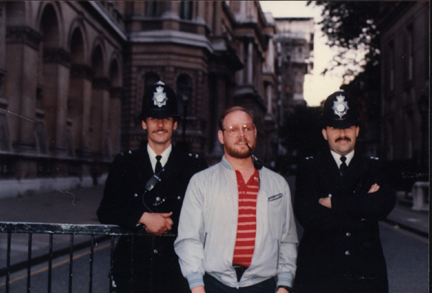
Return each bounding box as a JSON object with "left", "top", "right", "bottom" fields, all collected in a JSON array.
[
  {"left": 318, "top": 183, "right": 380, "bottom": 209},
  {"left": 138, "top": 212, "right": 173, "bottom": 235}
]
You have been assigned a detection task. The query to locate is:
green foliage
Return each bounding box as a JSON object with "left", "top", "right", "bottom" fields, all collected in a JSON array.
[{"left": 308, "top": 1, "right": 381, "bottom": 78}]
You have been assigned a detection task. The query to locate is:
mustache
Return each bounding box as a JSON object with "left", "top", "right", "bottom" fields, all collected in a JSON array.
[{"left": 336, "top": 137, "right": 351, "bottom": 143}]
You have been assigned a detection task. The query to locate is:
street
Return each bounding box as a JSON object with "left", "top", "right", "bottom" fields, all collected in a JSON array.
[{"left": 0, "top": 221, "right": 428, "bottom": 293}]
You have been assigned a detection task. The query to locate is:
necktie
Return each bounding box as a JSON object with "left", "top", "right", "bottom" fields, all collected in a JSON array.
[
  {"left": 340, "top": 156, "right": 347, "bottom": 176},
  {"left": 155, "top": 155, "right": 162, "bottom": 174}
]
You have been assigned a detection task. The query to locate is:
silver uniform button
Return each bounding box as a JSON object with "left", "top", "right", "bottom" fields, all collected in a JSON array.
[
  {"left": 134, "top": 193, "right": 138, "bottom": 197},
  {"left": 153, "top": 249, "right": 158, "bottom": 254},
  {"left": 156, "top": 197, "right": 161, "bottom": 202},
  {"left": 177, "top": 196, "right": 182, "bottom": 200},
  {"left": 346, "top": 232, "right": 351, "bottom": 237},
  {"left": 345, "top": 250, "right": 350, "bottom": 256}
]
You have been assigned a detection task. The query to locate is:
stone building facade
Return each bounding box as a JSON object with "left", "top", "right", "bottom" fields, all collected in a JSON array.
[
  {"left": 0, "top": 1, "right": 278, "bottom": 197},
  {"left": 377, "top": 1, "right": 429, "bottom": 190},
  {"left": 275, "top": 17, "right": 314, "bottom": 115}
]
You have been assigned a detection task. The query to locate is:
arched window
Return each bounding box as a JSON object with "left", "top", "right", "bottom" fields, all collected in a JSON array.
[
  {"left": 179, "top": 2, "right": 193, "bottom": 20},
  {"left": 176, "top": 74, "right": 192, "bottom": 117},
  {"left": 145, "top": 1, "right": 162, "bottom": 17}
]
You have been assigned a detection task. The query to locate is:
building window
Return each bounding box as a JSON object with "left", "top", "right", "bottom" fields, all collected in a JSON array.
[
  {"left": 404, "top": 24, "right": 414, "bottom": 82},
  {"left": 145, "top": 1, "right": 162, "bottom": 17},
  {"left": 405, "top": 111, "right": 413, "bottom": 159},
  {"left": 179, "top": 1, "right": 192, "bottom": 20},
  {"left": 386, "top": 40, "right": 395, "bottom": 94},
  {"left": 0, "top": 113, "right": 10, "bottom": 151}
]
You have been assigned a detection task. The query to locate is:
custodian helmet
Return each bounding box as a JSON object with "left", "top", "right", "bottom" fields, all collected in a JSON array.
[
  {"left": 322, "top": 90, "right": 359, "bottom": 129},
  {"left": 138, "top": 81, "right": 180, "bottom": 120}
]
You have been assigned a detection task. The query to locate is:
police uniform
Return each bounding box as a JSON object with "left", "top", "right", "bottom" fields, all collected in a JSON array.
[
  {"left": 293, "top": 91, "right": 396, "bottom": 293},
  {"left": 97, "top": 81, "right": 207, "bottom": 293}
]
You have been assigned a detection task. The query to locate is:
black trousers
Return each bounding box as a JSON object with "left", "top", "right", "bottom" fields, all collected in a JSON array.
[
  {"left": 203, "top": 273, "right": 276, "bottom": 293},
  {"left": 112, "top": 236, "right": 190, "bottom": 293}
]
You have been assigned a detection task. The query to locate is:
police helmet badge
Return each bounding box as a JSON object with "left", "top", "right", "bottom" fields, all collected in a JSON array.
[
  {"left": 332, "top": 94, "right": 349, "bottom": 119},
  {"left": 152, "top": 81, "right": 168, "bottom": 108}
]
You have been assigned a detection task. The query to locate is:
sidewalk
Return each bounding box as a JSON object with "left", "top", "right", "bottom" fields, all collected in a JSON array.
[
  {"left": 385, "top": 202, "right": 429, "bottom": 237},
  {"left": 0, "top": 185, "right": 104, "bottom": 224}
]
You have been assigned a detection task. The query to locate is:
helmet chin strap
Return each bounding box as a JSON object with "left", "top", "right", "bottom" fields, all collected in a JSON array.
[{"left": 245, "top": 143, "right": 263, "bottom": 170}]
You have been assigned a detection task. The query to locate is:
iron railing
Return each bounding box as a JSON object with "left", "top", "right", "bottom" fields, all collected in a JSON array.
[{"left": 0, "top": 222, "right": 173, "bottom": 293}]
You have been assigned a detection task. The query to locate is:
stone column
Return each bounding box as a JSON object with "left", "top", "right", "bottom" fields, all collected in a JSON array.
[
  {"left": 109, "top": 87, "right": 122, "bottom": 157},
  {"left": 5, "top": 27, "right": 42, "bottom": 152},
  {"left": 247, "top": 40, "right": 253, "bottom": 84},
  {"left": 69, "top": 64, "right": 94, "bottom": 157},
  {"left": 42, "top": 48, "right": 72, "bottom": 155},
  {"left": 236, "top": 41, "right": 244, "bottom": 85},
  {"left": 195, "top": 1, "right": 206, "bottom": 24},
  {"left": 162, "top": 1, "right": 179, "bottom": 19},
  {"left": 266, "top": 84, "right": 273, "bottom": 114},
  {"left": 90, "top": 77, "right": 111, "bottom": 159}
]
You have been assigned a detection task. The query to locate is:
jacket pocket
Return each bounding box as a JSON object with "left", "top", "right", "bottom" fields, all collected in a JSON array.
[{"left": 267, "top": 193, "right": 284, "bottom": 239}]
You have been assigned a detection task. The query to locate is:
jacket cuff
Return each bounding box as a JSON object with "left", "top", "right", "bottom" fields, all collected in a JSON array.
[
  {"left": 276, "top": 272, "right": 294, "bottom": 287},
  {"left": 186, "top": 273, "right": 204, "bottom": 289}
]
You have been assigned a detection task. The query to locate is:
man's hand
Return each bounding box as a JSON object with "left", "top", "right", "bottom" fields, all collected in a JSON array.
[
  {"left": 191, "top": 286, "right": 205, "bottom": 293},
  {"left": 138, "top": 212, "right": 173, "bottom": 235},
  {"left": 318, "top": 196, "right": 332, "bottom": 209},
  {"left": 368, "top": 183, "right": 380, "bottom": 193},
  {"left": 276, "top": 288, "right": 290, "bottom": 293}
]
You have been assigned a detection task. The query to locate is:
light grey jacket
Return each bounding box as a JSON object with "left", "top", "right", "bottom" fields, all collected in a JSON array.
[{"left": 174, "top": 156, "right": 298, "bottom": 289}]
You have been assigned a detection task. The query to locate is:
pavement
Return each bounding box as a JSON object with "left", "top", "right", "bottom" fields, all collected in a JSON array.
[{"left": 0, "top": 183, "right": 428, "bottom": 238}]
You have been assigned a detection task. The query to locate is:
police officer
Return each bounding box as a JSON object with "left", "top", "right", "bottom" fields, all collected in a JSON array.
[
  {"left": 293, "top": 90, "right": 395, "bottom": 293},
  {"left": 97, "top": 81, "right": 207, "bottom": 293}
]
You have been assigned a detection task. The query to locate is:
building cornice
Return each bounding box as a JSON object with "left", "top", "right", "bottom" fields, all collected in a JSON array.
[{"left": 129, "top": 30, "right": 214, "bottom": 54}]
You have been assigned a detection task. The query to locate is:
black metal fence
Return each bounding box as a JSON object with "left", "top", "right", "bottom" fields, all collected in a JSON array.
[{"left": 0, "top": 222, "right": 172, "bottom": 293}]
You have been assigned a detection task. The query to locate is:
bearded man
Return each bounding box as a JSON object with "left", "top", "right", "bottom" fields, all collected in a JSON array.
[{"left": 175, "top": 106, "right": 298, "bottom": 293}]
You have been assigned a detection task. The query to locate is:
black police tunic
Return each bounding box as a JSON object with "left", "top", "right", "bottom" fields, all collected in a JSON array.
[
  {"left": 293, "top": 150, "right": 395, "bottom": 293},
  {"left": 97, "top": 146, "right": 207, "bottom": 293}
]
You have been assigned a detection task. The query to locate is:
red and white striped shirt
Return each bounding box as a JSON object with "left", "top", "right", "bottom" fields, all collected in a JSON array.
[{"left": 232, "top": 169, "right": 259, "bottom": 267}]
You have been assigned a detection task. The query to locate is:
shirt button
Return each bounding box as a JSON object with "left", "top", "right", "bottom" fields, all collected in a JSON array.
[
  {"left": 345, "top": 250, "right": 350, "bottom": 256},
  {"left": 134, "top": 193, "right": 138, "bottom": 197},
  {"left": 153, "top": 249, "right": 158, "bottom": 254},
  {"left": 346, "top": 232, "right": 351, "bottom": 237}
]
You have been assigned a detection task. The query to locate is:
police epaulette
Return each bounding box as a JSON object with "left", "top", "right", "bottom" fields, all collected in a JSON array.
[
  {"left": 305, "top": 156, "right": 314, "bottom": 160},
  {"left": 369, "top": 156, "right": 379, "bottom": 160},
  {"left": 120, "top": 150, "right": 133, "bottom": 156}
]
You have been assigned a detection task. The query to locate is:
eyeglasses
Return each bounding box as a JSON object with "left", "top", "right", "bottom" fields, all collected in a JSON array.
[{"left": 223, "top": 123, "right": 255, "bottom": 137}]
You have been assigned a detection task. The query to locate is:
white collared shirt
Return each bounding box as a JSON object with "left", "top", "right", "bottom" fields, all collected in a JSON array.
[
  {"left": 147, "top": 144, "right": 172, "bottom": 173},
  {"left": 330, "top": 150, "right": 354, "bottom": 169}
]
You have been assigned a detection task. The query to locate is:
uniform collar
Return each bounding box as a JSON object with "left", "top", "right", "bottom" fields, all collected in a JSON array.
[
  {"left": 147, "top": 144, "right": 172, "bottom": 172},
  {"left": 330, "top": 150, "right": 355, "bottom": 167}
]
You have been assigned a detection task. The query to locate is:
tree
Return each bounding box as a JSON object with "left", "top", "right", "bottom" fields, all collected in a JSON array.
[{"left": 308, "top": 1, "right": 381, "bottom": 81}]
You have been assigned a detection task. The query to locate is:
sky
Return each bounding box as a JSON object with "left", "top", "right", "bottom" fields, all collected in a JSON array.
[{"left": 260, "top": 1, "right": 344, "bottom": 106}]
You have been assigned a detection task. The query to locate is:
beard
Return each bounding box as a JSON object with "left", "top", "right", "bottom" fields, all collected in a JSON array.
[{"left": 225, "top": 139, "right": 256, "bottom": 159}]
